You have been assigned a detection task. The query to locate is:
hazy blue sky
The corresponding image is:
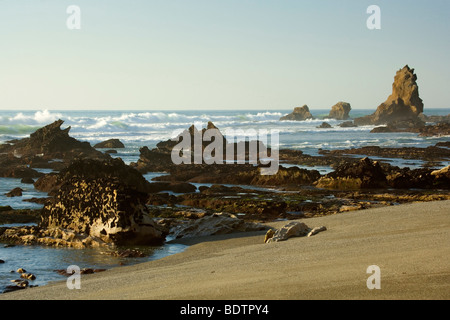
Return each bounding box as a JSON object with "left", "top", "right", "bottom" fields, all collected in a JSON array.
[{"left": 0, "top": 0, "right": 449, "bottom": 110}]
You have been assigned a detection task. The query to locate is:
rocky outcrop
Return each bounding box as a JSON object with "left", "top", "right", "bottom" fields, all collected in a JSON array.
[
  {"left": 419, "top": 113, "right": 450, "bottom": 124},
  {"left": 0, "top": 120, "right": 108, "bottom": 160},
  {"left": 40, "top": 177, "right": 165, "bottom": 246},
  {"left": 417, "top": 122, "right": 450, "bottom": 137},
  {"left": 315, "top": 157, "right": 387, "bottom": 190},
  {"left": 280, "top": 105, "right": 314, "bottom": 121},
  {"left": 94, "top": 139, "right": 125, "bottom": 149},
  {"left": 0, "top": 154, "right": 44, "bottom": 179},
  {"left": 153, "top": 164, "right": 320, "bottom": 188},
  {"left": 131, "top": 121, "right": 229, "bottom": 173},
  {"left": 329, "top": 102, "right": 351, "bottom": 120},
  {"left": 6, "top": 188, "right": 23, "bottom": 197},
  {"left": 35, "top": 157, "right": 154, "bottom": 195},
  {"left": 354, "top": 65, "right": 424, "bottom": 126},
  {"left": 1, "top": 158, "right": 166, "bottom": 248},
  {"left": 319, "top": 144, "right": 450, "bottom": 162},
  {"left": 338, "top": 121, "right": 357, "bottom": 128},
  {"left": 0, "top": 120, "right": 110, "bottom": 180},
  {"left": 370, "top": 118, "right": 426, "bottom": 133},
  {"left": 169, "top": 212, "right": 266, "bottom": 239}
]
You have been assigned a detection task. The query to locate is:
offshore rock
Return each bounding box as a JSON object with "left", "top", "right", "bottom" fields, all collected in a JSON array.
[
  {"left": 280, "top": 105, "right": 314, "bottom": 121},
  {"left": 0, "top": 120, "right": 109, "bottom": 161},
  {"left": 317, "top": 122, "right": 332, "bottom": 129},
  {"left": 329, "top": 102, "right": 351, "bottom": 120}
]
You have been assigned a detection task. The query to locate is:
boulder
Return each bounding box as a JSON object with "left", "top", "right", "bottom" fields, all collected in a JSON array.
[
  {"left": 354, "top": 65, "right": 424, "bottom": 126},
  {"left": 280, "top": 105, "right": 314, "bottom": 121},
  {"left": 94, "top": 139, "right": 125, "bottom": 149},
  {"left": 264, "top": 222, "right": 327, "bottom": 243},
  {"left": 329, "top": 102, "right": 351, "bottom": 120},
  {"left": 39, "top": 158, "right": 166, "bottom": 246}
]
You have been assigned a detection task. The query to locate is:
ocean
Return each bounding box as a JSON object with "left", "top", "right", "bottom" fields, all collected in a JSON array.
[{"left": 0, "top": 108, "right": 449, "bottom": 292}]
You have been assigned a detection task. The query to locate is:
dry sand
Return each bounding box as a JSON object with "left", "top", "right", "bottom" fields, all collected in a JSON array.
[{"left": 1, "top": 200, "right": 449, "bottom": 300}]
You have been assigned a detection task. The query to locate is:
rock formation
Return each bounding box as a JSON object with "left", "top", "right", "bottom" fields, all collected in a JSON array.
[
  {"left": 2, "top": 158, "right": 167, "bottom": 248},
  {"left": 0, "top": 120, "right": 108, "bottom": 160},
  {"left": 169, "top": 212, "right": 265, "bottom": 239},
  {"left": 6, "top": 188, "right": 23, "bottom": 197},
  {"left": 317, "top": 122, "right": 332, "bottom": 129},
  {"left": 329, "top": 102, "right": 351, "bottom": 120},
  {"left": 0, "top": 120, "right": 110, "bottom": 179},
  {"left": 280, "top": 105, "right": 314, "bottom": 121},
  {"left": 338, "top": 121, "right": 357, "bottom": 128},
  {"left": 354, "top": 65, "right": 424, "bottom": 126},
  {"left": 315, "top": 157, "right": 387, "bottom": 190}
]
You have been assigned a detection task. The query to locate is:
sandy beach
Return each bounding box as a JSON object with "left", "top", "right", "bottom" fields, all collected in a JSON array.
[{"left": 1, "top": 200, "right": 449, "bottom": 300}]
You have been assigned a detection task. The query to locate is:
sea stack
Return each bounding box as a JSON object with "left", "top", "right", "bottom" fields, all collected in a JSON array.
[
  {"left": 328, "top": 102, "right": 351, "bottom": 120},
  {"left": 280, "top": 105, "right": 314, "bottom": 121},
  {"left": 354, "top": 65, "right": 424, "bottom": 126}
]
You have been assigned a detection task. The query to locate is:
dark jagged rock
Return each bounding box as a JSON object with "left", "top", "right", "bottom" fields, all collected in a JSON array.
[
  {"left": 94, "top": 139, "right": 125, "bottom": 149},
  {"left": 419, "top": 113, "right": 450, "bottom": 124},
  {"left": 354, "top": 65, "right": 424, "bottom": 126},
  {"left": 319, "top": 145, "right": 450, "bottom": 163},
  {"left": 370, "top": 118, "right": 426, "bottom": 133},
  {"left": 417, "top": 122, "right": 450, "bottom": 137},
  {"left": 6, "top": 188, "right": 23, "bottom": 197},
  {"left": 131, "top": 121, "right": 269, "bottom": 174},
  {"left": 1, "top": 120, "right": 108, "bottom": 161},
  {"left": 386, "top": 165, "right": 450, "bottom": 189},
  {"left": 0, "top": 209, "right": 40, "bottom": 225},
  {"left": 339, "top": 121, "right": 357, "bottom": 128},
  {"left": 153, "top": 163, "right": 320, "bottom": 188},
  {"left": 169, "top": 212, "right": 266, "bottom": 239},
  {"left": 35, "top": 158, "right": 154, "bottom": 195},
  {"left": 329, "top": 102, "right": 351, "bottom": 120},
  {"left": 280, "top": 105, "right": 314, "bottom": 121},
  {"left": 21, "top": 177, "right": 35, "bottom": 184},
  {"left": 315, "top": 157, "right": 387, "bottom": 190},
  {"left": 317, "top": 122, "right": 332, "bottom": 129},
  {"left": 0, "top": 120, "right": 111, "bottom": 181}
]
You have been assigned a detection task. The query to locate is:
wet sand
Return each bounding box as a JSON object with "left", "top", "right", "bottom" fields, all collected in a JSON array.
[{"left": 1, "top": 200, "right": 449, "bottom": 300}]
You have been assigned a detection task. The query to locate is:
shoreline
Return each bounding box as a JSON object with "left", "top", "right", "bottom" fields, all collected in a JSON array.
[{"left": 1, "top": 200, "right": 449, "bottom": 300}]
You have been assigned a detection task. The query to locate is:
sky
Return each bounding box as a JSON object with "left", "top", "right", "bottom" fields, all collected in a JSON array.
[{"left": 0, "top": 0, "right": 449, "bottom": 111}]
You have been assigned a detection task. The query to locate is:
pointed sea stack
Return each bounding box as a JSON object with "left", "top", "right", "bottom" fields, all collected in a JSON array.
[{"left": 354, "top": 65, "right": 424, "bottom": 126}]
